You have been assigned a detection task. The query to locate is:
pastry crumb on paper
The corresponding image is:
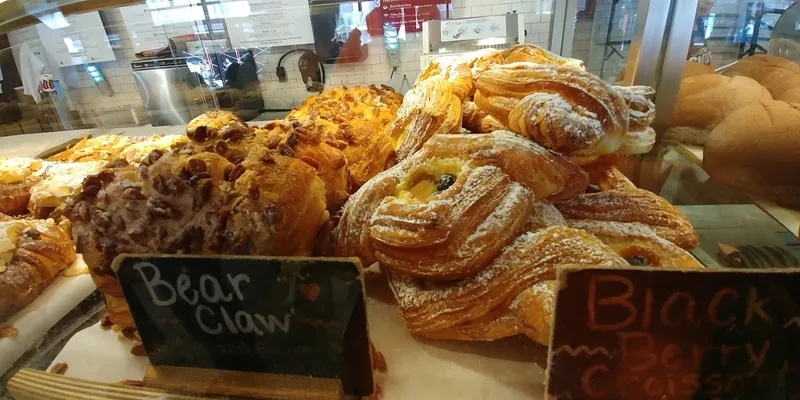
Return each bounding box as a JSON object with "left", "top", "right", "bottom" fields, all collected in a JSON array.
[
  {"left": 0, "top": 325, "right": 18, "bottom": 338},
  {"left": 49, "top": 362, "right": 68, "bottom": 375}
]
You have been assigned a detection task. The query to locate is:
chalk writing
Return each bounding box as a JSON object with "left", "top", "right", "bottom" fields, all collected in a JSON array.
[{"left": 547, "top": 267, "right": 800, "bottom": 400}]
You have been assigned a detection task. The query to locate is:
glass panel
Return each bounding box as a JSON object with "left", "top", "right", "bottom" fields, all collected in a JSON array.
[
  {"left": 662, "top": 0, "right": 800, "bottom": 217},
  {"left": 567, "top": 0, "right": 640, "bottom": 82}
]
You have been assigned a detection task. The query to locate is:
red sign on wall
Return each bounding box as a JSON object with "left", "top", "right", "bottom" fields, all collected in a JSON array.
[{"left": 367, "top": 0, "right": 450, "bottom": 34}]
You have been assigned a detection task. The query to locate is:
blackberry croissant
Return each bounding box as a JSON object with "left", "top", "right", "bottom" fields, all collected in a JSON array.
[{"left": 333, "top": 132, "right": 588, "bottom": 280}]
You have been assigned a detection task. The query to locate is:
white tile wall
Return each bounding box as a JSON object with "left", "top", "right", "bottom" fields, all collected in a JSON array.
[{"left": 7, "top": 1, "right": 554, "bottom": 126}]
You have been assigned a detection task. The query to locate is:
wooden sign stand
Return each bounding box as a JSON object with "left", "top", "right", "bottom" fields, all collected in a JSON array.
[{"left": 142, "top": 365, "right": 343, "bottom": 400}]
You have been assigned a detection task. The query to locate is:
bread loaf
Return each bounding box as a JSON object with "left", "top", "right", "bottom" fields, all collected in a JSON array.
[
  {"left": 722, "top": 54, "right": 800, "bottom": 100},
  {"left": 704, "top": 100, "right": 800, "bottom": 209},
  {"left": 672, "top": 75, "right": 772, "bottom": 129},
  {"left": 682, "top": 61, "right": 717, "bottom": 79}
]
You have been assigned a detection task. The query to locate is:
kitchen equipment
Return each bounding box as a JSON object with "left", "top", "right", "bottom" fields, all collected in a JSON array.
[
  {"left": 420, "top": 13, "right": 525, "bottom": 71},
  {"left": 132, "top": 58, "right": 209, "bottom": 127}
]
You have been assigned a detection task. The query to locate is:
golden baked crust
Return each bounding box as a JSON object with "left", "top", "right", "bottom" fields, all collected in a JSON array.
[
  {"left": 417, "top": 49, "right": 503, "bottom": 98},
  {"left": 28, "top": 161, "right": 106, "bottom": 218},
  {"left": 0, "top": 218, "right": 76, "bottom": 320},
  {"left": 0, "top": 158, "right": 49, "bottom": 215},
  {"left": 333, "top": 132, "right": 587, "bottom": 279},
  {"left": 387, "top": 226, "right": 625, "bottom": 341},
  {"left": 462, "top": 101, "right": 507, "bottom": 133},
  {"left": 119, "top": 135, "right": 190, "bottom": 164},
  {"left": 567, "top": 220, "right": 702, "bottom": 268},
  {"left": 289, "top": 85, "right": 403, "bottom": 132},
  {"left": 184, "top": 110, "right": 258, "bottom": 163},
  {"left": 48, "top": 135, "right": 143, "bottom": 163},
  {"left": 556, "top": 166, "right": 698, "bottom": 250},
  {"left": 386, "top": 78, "right": 463, "bottom": 161},
  {"left": 615, "top": 86, "right": 657, "bottom": 154},
  {"left": 475, "top": 63, "right": 629, "bottom": 156},
  {"left": 67, "top": 146, "right": 327, "bottom": 330},
  {"left": 502, "top": 44, "right": 585, "bottom": 70},
  {"left": 254, "top": 118, "right": 350, "bottom": 212}
]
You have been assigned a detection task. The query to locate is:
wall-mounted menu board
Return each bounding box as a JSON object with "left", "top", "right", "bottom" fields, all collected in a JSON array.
[
  {"left": 226, "top": 0, "right": 314, "bottom": 48},
  {"left": 35, "top": 11, "right": 115, "bottom": 67},
  {"left": 119, "top": 4, "right": 200, "bottom": 54}
]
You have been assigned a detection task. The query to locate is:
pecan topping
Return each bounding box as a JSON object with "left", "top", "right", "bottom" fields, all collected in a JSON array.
[
  {"left": 223, "top": 165, "right": 234, "bottom": 181},
  {"left": 189, "top": 172, "right": 211, "bottom": 186},
  {"left": 141, "top": 149, "right": 165, "bottom": 166},
  {"left": 260, "top": 153, "right": 275, "bottom": 164},
  {"left": 122, "top": 187, "right": 146, "bottom": 200},
  {"left": 197, "top": 179, "right": 213, "bottom": 204},
  {"left": 179, "top": 167, "right": 191, "bottom": 181},
  {"left": 300, "top": 156, "right": 320, "bottom": 170},
  {"left": 187, "top": 125, "right": 209, "bottom": 142},
  {"left": 278, "top": 143, "right": 296, "bottom": 157},
  {"left": 287, "top": 132, "right": 300, "bottom": 146},
  {"left": 264, "top": 134, "right": 282, "bottom": 149},
  {"left": 189, "top": 158, "right": 207, "bottom": 174},
  {"left": 220, "top": 123, "right": 246, "bottom": 141},
  {"left": 263, "top": 121, "right": 277, "bottom": 130},
  {"left": 229, "top": 164, "right": 246, "bottom": 182},
  {"left": 152, "top": 175, "right": 168, "bottom": 195},
  {"left": 214, "top": 140, "right": 229, "bottom": 154},
  {"left": 97, "top": 170, "right": 116, "bottom": 184},
  {"left": 345, "top": 93, "right": 354, "bottom": 102},
  {"left": 105, "top": 159, "right": 129, "bottom": 169},
  {"left": 148, "top": 199, "right": 180, "bottom": 219}
]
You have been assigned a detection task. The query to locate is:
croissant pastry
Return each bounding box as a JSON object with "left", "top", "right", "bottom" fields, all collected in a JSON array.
[
  {"left": 67, "top": 146, "right": 327, "bottom": 331},
  {"left": 615, "top": 85, "right": 657, "bottom": 154},
  {"left": 387, "top": 225, "right": 626, "bottom": 341},
  {"left": 556, "top": 166, "right": 698, "bottom": 249},
  {"left": 417, "top": 49, "right": 503, "bottom": 94},
  {"left": 462, "top": 101, "right": 508, "bottom": 133},
  {"left": 501, "top": 44, "right": 585, "bottom": 70},
  {"left": 386, "top": 78, "right": 463, "bottom": 161},
  {"left": 333, "top": 132, "right": 587, "bottom": 280},
  {"left": 48, "top": 135, "right": 145, "bottom": 163},
  {"left": 0, "top": 218, "right": 76, "bottom": 320},
  {"left": 475, "top": 63, "right": 630, "bottom": 156}
]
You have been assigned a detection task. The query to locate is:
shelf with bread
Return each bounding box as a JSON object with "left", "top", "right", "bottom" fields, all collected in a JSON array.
[
  {"left": 664, "top": 55, "right": 800, "bottom": 231},
  {"left": 0, "top": 45, "right": 705, "bottom": 398}
]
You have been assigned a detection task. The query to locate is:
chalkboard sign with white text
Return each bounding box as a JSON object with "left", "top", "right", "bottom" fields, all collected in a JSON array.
[
  {"left": 114, "top": 255, "right": 372, "bottom": 396},
  {"left": 547, "top": 266, "right": 800, "bottom": 400}
]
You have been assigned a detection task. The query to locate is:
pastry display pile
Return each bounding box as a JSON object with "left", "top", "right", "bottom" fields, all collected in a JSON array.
[
  {"left": 332, "top": 44, "right": 699, "bottom": 345},
  {"left": 0, "top": 45, "right": 699, "bottom": 352}
]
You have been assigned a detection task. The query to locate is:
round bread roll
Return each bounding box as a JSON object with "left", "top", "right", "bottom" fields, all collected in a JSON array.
[
  {"left": 722, "top": 54, "right": 800, "bottom": 99},
  {"left": 704, "top": 100, "right": 800, "bottom": 209},
  {"left": 682, "top": 61, "right": 717, "bottom": 79},
  {"left": 672, "top": 75, "right": 772, "bottom": 130}
]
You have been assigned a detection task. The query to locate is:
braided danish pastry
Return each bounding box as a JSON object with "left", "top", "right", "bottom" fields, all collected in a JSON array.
[
  {"left": 289, "top": 85, "right": 403, "bottom": 132},
  {"left": 67, "top": 146, "right": 327, "bottom": 330},
  {"left": 48, "top": 135, "right": 145, "bottom": 163},
  {"left": 615, "top": 85, "right": 657, "bottom": 154},
  {"left": 386, "top": 78, "right": 463, "bottom": 161},
  {"left": 475, "top": 63, "right": 629, "bottom": 156},
  {"left": 333, "top": 132, "right": 587, "bottom": 279},
  {"left": 501, "top": 44, "right": 585, "bottom": 70},
  {"left": 556, "top": 166, "right": 698, "bottom": 249},
  {"left": 386, "top": 225, "right": 626, "bottom": 340},
  {"left": 462, "top": 101, "right": 507, "bottom": 133}
]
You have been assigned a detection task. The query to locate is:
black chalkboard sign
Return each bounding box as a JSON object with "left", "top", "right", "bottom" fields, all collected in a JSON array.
[
  {"left": 114, "top": 254, "right": 372, "bottom": 397},
  {"left": 547, "top": 266, "right": 800, "bottom": 400}
]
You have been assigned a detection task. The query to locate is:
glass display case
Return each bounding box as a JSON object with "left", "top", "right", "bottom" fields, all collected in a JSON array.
[{"left": 0, "top": 0, "right": 798, "bottom": 399}]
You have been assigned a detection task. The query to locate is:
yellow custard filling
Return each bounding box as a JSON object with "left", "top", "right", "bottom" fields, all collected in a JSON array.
[{"left": 396, "top": 158, "right": 464, "bottom": 201}]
